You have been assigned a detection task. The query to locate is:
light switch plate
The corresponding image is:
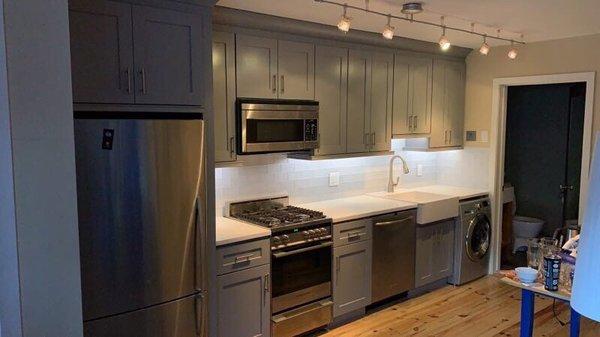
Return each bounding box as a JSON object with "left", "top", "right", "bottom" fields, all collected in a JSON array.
[
  {"left": 479, "top": 130, "right": 489, "bottom": 142},
  {"left": 417, "top": 164, "right": 423, "bottom": 177},
  {"left": 329, "top": 172, "right": 340, "bottom": 187}
]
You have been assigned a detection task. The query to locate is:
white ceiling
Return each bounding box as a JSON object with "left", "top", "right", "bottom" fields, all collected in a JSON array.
[{"left": 216, "top": 0, "right": 600, "bottom": 48}]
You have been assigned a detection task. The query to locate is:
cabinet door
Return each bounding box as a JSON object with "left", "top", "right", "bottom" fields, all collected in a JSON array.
[
  {"left": 217, "top": 264, "right": 271, "bottom": 337},
  {"left": 314, "top": 46, "right": 347, "bottom": 156},
  {"left": 370, "top": 52, "right": 393, "bottom": 152},
  {"left": 415, "top": 225, "right": 435, "bottom": 288},
  {"left": 431, "top": 59, "right": 465, "bottom": 148},
  {"left": 213, "top": 32, "right": 237, "bottom": 163},
  {"left": 278, "top": 40, "right": 315, "bottom": 100},
  {"left": 69, "top": 0, "right": 134, "bottom": 104},
  {"left": 132, "top": 6, "right": 205, "bottom": 105},
  {"left": 347, "top": 49, "right": 371, "bottom": 153},
  {"left": 392, "top": 53, "right": 432, "bottom": 135},
  {"left": 333, "top": 241, "right": 372, "bottom": 317},
  {"left": 434, "top": 220, "right": 455, "bottom": 279},
  {"left": 445, "top": 61, "right": 465, "bottom": 146},
  {"left": 236, "top": 35, "right": 278, "bottom": 99}
]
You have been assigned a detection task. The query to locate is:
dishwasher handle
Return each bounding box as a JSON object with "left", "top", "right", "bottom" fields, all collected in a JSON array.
[{"left": 374, "top": 216, "right": 414, "bottom": 227}]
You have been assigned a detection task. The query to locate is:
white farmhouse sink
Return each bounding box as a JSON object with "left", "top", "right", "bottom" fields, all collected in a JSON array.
[{"left": 376, "top": 191, "right": 459, "bottom": 224}]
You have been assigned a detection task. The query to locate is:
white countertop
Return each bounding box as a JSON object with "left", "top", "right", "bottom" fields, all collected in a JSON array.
[
  {"left": 376, "top": 185, "right": 489, "bottom": 200},
  {"left": 215, "top": 216, "right": 271, "bottom": 246},
  {"left": 298, "top": 195, "right": 417, "bottom": 223}
]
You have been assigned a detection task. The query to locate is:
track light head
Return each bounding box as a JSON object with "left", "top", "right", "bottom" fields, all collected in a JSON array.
[
  {"left": 508, "top": 41, "right": 518, "bottom": 59},
  {"left": 337, "top": 4, "right": 351, "bottom": 33},
  {"left": 382, "top": 15, "right": 394, "bottom": 40},
  {"left": 479, "top": 36, "right": 490, "bottom": 55}
]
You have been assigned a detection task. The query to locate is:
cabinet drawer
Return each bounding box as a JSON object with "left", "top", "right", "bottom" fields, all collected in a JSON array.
[
  {"left": 217, "top": 239, "right": 270, "bottom": 275},
  {"left": 333, "top": 218, "right": 372, "bottom": 247}
]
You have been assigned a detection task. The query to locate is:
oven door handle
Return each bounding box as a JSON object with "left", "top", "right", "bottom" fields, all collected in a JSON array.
[{"left": 272, "top": 241, "right": 333, "bottom": 258}]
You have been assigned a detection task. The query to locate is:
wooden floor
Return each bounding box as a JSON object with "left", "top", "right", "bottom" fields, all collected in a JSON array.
[{"left": 323, "top": 276, "right": 600, "bottom": 337}]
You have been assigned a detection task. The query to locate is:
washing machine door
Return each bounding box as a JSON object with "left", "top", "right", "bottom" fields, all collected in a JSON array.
[{"left": 466, "top": 213, "right": 491, "bottom": 261}]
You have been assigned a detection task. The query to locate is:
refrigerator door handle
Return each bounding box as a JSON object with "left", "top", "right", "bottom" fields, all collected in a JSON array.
[{"left": 195, "top": 290, "right": 206, "bottom": 337}]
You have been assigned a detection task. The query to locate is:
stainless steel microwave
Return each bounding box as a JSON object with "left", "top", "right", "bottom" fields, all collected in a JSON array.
[{"left": 236, "top": 98, "right": 319, "bottom": 154}]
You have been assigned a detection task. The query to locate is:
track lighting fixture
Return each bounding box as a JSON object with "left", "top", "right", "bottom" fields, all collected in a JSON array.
[
  {"left": 337, "top": 4, "right": 351, "bottom": 33},
  {"left": 479, "top": 35, "right": 490, "bottom": 55},
  {"left": 382, "top": 15, "right": 394, "bottom": 40},
  {"left": 508, "top": 40, "right": 518, "bottom": 59}
]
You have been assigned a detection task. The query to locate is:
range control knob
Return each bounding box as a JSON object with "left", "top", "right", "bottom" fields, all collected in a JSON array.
[
  {"left": 308, "top": 230, "right": 316, "bottom": 237},
  {"left": 272, "top": 236, "right": 281, "bottom": 245},
  {"left": 281, "top": 234, "right": 290, "bottom": 243},
  {"left": 303, "top": 231, "right": 310, "bottom": 238},
  {"left": 319, "top": 228, "right": 327, "bottom": 235}
]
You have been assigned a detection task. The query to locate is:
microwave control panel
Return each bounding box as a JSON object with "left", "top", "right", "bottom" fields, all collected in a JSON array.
[{"left": 304, "top": 119, "right": 318, "bottom": 141}]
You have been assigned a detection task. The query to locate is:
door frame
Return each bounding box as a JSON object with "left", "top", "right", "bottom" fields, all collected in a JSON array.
[{"left": 489, "top": 72, "right": 595, "bottom": 272}]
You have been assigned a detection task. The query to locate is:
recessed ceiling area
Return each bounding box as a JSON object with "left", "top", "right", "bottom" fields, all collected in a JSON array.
[{"left": 216, "top": 0, "right": 600, "bottom": 48}]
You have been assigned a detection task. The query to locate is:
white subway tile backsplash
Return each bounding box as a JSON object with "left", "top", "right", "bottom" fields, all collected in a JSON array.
[{"left": 215, "top": 138, "right": 490, "bottom": 213}]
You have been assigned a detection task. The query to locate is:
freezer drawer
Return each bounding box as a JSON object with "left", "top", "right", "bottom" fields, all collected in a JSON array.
[
  {"left": 84, "top": 293, "right": 203, "bottom": 337},
  {"left": 371, "top": 209, "right": 417, "bottom": 303}
]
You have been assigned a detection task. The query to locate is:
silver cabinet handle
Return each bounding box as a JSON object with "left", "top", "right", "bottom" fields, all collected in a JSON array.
[
  {"left": 281, "top": 75, "right": 285, "bottom": 94},
  {"left": 375, "top": 216, "right": 414, "bottom": 227},
  {"left": 125, "top": 68, "right": 131, "bottom": 94},
  {"left": 263, "top": 273, "right": 270, "bottom": 304},
  {"left": 229, "top": 136, "right": 235, "bottom": 156},
  {"left": 346, "top": 231, "right": 365, "bottom": 239},
  {"left": 449, "top": 130, "right": 452, "bottom": 144},
  {"left": 140, "top": 67, "right": 147, "bottom": 94},
  {"left": 371, "top": 132, "right": 375, "bottom": 147},
  {"left": 273, "top": 242, "right": 332, "bottom": 258},
  {"left": 234, "top": 253, "right": 254, "bottom": 264},
  {"left": 364, "top": 133, "right": 369, "bottom": 146},
  {"left": 414, "top": 116, "right": 418, "bottom": 130},
  {"left": 272, "top": 75, "right": 277, "bottom": 93},
  {"left": 335, "top": 256, "right": 340, "bottom": 284},
  {"left": 444, "top": 130, "right": 448, "bottom": 144},
  {"left": 408, "top": 116, "right": 413, "bottom": 131}
]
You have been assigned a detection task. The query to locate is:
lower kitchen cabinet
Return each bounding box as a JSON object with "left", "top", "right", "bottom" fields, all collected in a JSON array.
[
  {"left": 415, "top": 219, "right": 455, "bottom": 288},
  {"left": 217, "top": 264, "right": 271, "bottom": 337},
  {"left": 333, "top": 240, "right": 372, "bottom": 317}
]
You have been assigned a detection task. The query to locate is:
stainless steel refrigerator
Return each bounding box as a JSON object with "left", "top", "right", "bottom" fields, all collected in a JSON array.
[{"left": 74, "top": 113, "right": 207, "bottom": 337}]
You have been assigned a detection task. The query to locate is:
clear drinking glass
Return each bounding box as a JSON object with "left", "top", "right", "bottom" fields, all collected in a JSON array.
[{"left": 527, "top": 238, "right": 541, "bottom": 269}]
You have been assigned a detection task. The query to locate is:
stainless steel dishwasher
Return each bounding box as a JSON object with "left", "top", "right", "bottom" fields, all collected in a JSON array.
[{"left": 371, "top": 209, "right": 417, "bottom": 303}]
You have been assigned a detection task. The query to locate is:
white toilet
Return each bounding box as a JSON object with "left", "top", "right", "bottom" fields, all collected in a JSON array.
[
  {"left": 505, "top": 186, "right": 545, "bottom": 252},
  {"left": 513, "top": 216, "right": 545, "bottom": 252}
]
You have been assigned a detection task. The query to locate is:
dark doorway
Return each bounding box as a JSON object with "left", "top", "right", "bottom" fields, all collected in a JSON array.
[{"left": 502, "top": 82, "right": 585, "bottom": 266}]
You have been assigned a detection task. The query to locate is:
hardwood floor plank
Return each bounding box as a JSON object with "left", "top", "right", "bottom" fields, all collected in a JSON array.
[{"left": 323, "top": 276, "right": 600, "bottom": 337}]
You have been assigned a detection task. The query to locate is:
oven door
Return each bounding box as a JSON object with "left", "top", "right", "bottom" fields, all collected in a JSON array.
[
  {"left": 271, "top": 241, "right": 332, "bottom": 314},
  {"left": 239, "top": 103, "right": 319, "bottom": 154}
]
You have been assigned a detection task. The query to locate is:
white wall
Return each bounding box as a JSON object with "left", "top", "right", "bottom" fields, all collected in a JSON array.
[
  {"left": 215, "top": 139, "right": 489, "bottom": 213},
  {"left": 0, "top": 0, "right": 83, "bottom": 336}
]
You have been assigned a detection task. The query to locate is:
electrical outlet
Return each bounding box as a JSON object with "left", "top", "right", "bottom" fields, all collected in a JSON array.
[
  {"left": 417, "top": 164, "right": 423, "bottom": 177},
  {"left": 329, "top": 172, "right": 340, "bottom": 187}
]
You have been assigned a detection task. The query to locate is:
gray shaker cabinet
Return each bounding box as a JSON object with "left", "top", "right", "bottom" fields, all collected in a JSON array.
[
  {"left": 278, "top": 40, "right": 315, "bottom": 100},
  {"left": 69, "top": 0, "right": 134, "bottom": 104},
  {"left": 415, "top": 219, "right": 455, "bottom": 288},
  {"left": 236, "top": 34, "right": 278, "bottom": 99},
  {"left": 347, "top": 49, "right": 393, "bottom": 153},
  {"left": 132, "top": 5, "right": 206, "bottom": 105},
  {"left": 314, "top": 45, "right": 348, "bottom": 156},
  {"left": 217, "top": 264, "right": 271, "bottom": 337},
  {"left": 392, "top": 53, "right": 432, "bottom": 135},
  {"left": 213, "top": 31, "right": 237, "bottom": 163},
  {"left": 236, "top": 35, "right": 315, "bottom": 100},
  {"left": 430, "top": 59, "right": 466, "bottom": 148},
  {"left": 333, "top": 240, "right": 372, "bottom": 318}
]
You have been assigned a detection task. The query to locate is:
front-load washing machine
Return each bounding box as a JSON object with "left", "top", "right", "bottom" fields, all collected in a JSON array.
[{"left": 450, "top": 196, "right": 492, "bottom": 285}]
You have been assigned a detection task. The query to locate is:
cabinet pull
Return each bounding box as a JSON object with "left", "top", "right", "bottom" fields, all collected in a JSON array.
[
  {"left": 336, "top": 256, "right": 340, "bottom": 277},
  {"left": 408, "top": 116, "right": 413, "bottom": 131},
  {"left": 140, "top": 67, "right": 147, "bottom": 94},
  {"left": 281, "top": 75, "right": 285, "bottom": 94},
  {"left": 364, "top": 133, "right": 369, "bottom": 146},
  {"left": 125, "top": 68, "right": 131, "bottom": 94},
  {"left": 371, "top": 132, "right": 375, "bottom": 147},
  {"left": 414, "top": 116, "right": 418, "bottom": 130},
  {"left": 444, "top": 130, "right": 448, "bottom": 144},
  {"left": 229, "top": 137, "right": 235, "bottom": 156},
  {"left": 272, "top": 75, "right": 277, "bottom": 93},
  {"left": 264, "top": 273, "right": 270, "bottom": 304},
  {"left": 234, "top": 253, "right": 254, "bottom": 264},
  {"left": 449, "top": 130, "right": 452, "bottom": 144}
]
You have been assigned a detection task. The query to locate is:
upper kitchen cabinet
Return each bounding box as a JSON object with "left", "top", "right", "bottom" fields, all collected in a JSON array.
[
  {"left": 347, "top": 49, "right": 393, "bottom": 153},
  {"left": 236, "top": 34, "right": 315, "bottom": 100},
  {"left": 69, "top": 0, "right": 206, "bottom": 106},
  {"left": 314, "top": 45, "right": 347, "bottom": 156},
  {"left": 430, "top": 59, "right": 466, "bottom": 148},
  {"left": 69, "top": 0, "right": 134, "bottom": 104},
  {"left": 213, "top": 31, "right": 237, "bottom": 163},
  {"left": 278, "top": 41, "right": 315, "bottom": 100},
  {"left": 392, "top": 53, "right": 432, "bottom": 136},
  {"left": 235, "top": 35, "right": 278, "bottom": 99}
]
